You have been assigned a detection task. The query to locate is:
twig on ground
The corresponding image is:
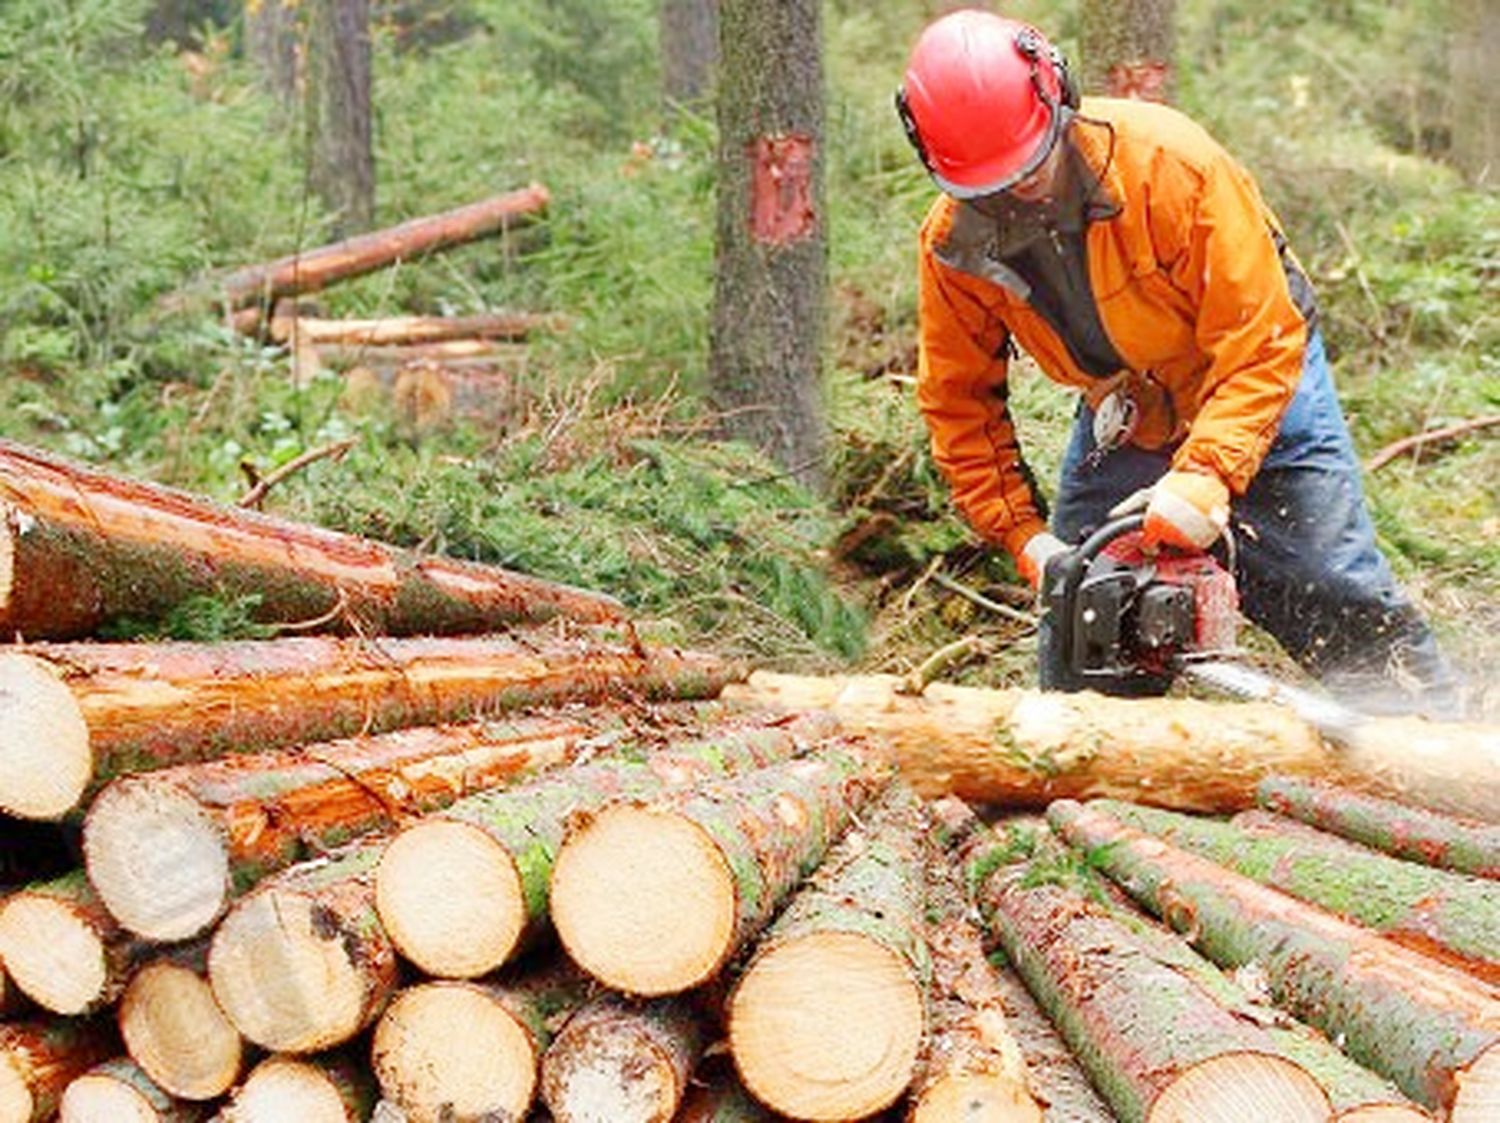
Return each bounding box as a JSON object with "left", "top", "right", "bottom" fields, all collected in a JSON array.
[
  {"left": 1366, "top": 414, "right": 1500, "bottom": 472},
  {"left": 931, "top": 571, "right": 1037, "bottom": 627},
  {"left": 238, "top": 436, "right": 358, "bottom": 508}
]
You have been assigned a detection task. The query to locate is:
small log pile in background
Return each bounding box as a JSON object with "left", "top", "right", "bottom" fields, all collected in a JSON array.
[{"left": 0, "top": 442, "right": 1497, "bottom": 1122}]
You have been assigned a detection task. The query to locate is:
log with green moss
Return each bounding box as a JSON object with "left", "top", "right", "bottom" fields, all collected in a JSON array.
[
  {"left": 0, "top": 632, "right": 736, "bottom": 819},
  {"left": 0, "top": 1018, "right": 117, "bottom": 1123},
  {"left": 1048, "top": 799, "right": 1500, "bottom": 1121},
  {"left": 551, "top": 739, "right": 895, "bottom": 999},
  {"left": 59, "top": 1057, "right": 211, "bottom": 1122},
  {"left": 1257, "top": 775, "right": 1500, "bottom": 879},
  {"left": 988, "top": 963, "right": 1116, "bottom": 1123},
  {"left": 726, "top": 785, "right": 929, "bottom": 1121},
  {"left": 671, "top": 1077, "right": 776, "bottom": 1122},
  {"left": 1089, "top": 799, "right": 1500, "bottom": 986},
  {"left": 375, "top": 713, "right": 837, "bottom": 979}
]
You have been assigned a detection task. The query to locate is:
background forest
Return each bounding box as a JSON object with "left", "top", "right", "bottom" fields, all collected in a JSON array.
[{"left": 0, "top": 0, "right": 1496, "bottom": 715}]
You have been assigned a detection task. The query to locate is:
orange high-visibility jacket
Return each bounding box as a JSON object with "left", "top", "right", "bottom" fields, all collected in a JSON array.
[{"left": 915, "top": 97, "right": 1312, "bottom": 561}]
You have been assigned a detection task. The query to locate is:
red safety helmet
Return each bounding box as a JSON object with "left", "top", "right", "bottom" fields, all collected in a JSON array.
[{"left": 896, "top": 10, "right": 1078, "bottom": 198}]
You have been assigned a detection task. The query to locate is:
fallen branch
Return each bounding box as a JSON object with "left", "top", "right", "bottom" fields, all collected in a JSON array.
[
  {"left": 1366, "top": 413, "right": 1500, "bottom": 472},
  {"left": 237, "top": 436, "right": 357, "bottom": 509}
]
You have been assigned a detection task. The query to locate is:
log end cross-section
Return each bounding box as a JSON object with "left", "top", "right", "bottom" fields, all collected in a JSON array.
[
  {"left": 220, "top": 1057, "right": 360, "bottom": 1123},
  {"left": 119, "top": 958, "right": 243, "bottom": 1101},
  {"left": 0, "top": 653, "right": 92, "bottom": 820},
  {"left": 0, "top": 889, "right": 111, "bottom": 1017}
]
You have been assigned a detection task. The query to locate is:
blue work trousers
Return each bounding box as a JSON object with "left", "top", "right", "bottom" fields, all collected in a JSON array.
[{"left": 1050, "top": 331, "right": 1461, "bottom": 718}]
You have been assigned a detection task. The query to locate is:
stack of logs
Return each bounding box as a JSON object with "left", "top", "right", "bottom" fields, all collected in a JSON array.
[{"left": 1, "top": 439, "right": 1498, "bottom": 1122}]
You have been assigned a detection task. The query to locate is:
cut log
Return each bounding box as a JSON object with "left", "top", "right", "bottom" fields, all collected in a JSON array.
[
  {"left": 1047, "top": 799, "right": 1500, "bottom": 1119},
  {"left": 215, "top": 1054, "right": 374, "bottom": 1123},
  {"left": 539, "top": 994, "right": 706, "bottom": 1123},
  {"left": 723, "top": 671, "right": 1500, "bottom": 820},
  {"left": 118, "top": 943, "right": 243, "bottom": 1101},
  {"left": 1094, "top": 799, "right": 1500, "bottom": 985},
  {"left": 162, "top": 185, "right": 551, "bottom": 313},
  {"left": 343, "top": 362, "right": 520, "bottom": 433},
  {"left": 84, "top": 713, "right": 597, "bottom": 942},
  {"left": 375, "top": 715, "right": 834, "bottom": 978},
  {"left": 372, "top": 964, "right": 589, "bottom": 1123},
  {"left": 910, "top": 851, "right": 1043, "bottom": 1123},
  {"left": 552, "top": 739, "right": 895, "bottom": 996},
  {"left": 319, "top": 339, "right": 522, "bottom": 366},
  {"left": 271, "top": 312, "right": 558, "bottom": 346},
  {"left": 1, "top": 633, "right": 736, "bottom": 819},
  {"left": 0, "top": 872, "right": 143, "bottom": 1015},
  {"left": 60, "top": 1058, "right": 208, "bottom": 1123},
  {"left": 0, "top": 437, "right": 625, "bottom": 646},
  {"left": 987, "top": 964, "right": 1115, "bottom": 1122},
  {"left": 0, "top": 1018, "right": 117, "bottom": 1123},
  {"left": 728, "top": 785, "right": 929, "bottom": 1121},
  {"left": 207, "top": 844, "right": 397, "bottom": 1053},
  {"left": 1257, "top": 775, "right": 1500, "bottom": 879}
]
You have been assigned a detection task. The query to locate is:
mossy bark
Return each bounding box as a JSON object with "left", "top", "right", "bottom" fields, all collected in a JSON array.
[
  {"left": 988, "top": 962, "right": 1116, "bottom": 1122},
  {"left": 1048, "top": 799, "right": 1500, "bottom": 1115},
  {"left": 1257, "top": 775, "right": 1500, "bottom": 880},
  {"left": 0, "top": 1017, "right": 118, "bottom": 1121}
]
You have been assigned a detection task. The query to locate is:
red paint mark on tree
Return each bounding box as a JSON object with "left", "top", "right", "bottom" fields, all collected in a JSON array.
[
  {"left": 749, "top": 134, "right": 816, "bottom": 245},
  {"left": 1107, "top": 61, "right": 1171, "bottom": 102}
]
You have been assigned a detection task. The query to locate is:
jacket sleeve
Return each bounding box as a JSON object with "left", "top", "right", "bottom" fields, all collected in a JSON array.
[
  {"left": 1162, "top": 152, "right": 1309, "bottom": 493},
  {"left": 915, "top": 224, "right": 1049, "bottom": 561}
]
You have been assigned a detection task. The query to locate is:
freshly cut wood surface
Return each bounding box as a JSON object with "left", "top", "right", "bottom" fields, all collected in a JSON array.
[
  {"left": 725, "top": 671, "right": 1500, "bottom": 820},
  {"left": 0, "top": 872, "right": 139, "bottom": 1016},
  {"left": 118, "top": 944, "right": 243, "bottom": 1101},
  {"left": 1049, "top": 799, "right": 1500, "bottom": 1120},
  {"left": 84, "top": 713, "right": 595, "bottom": 942},
  {"left": 540, "top": 994, "right": 705, "bottom": 1123},
  {"left": 216, "top": 1054, "right": 374, "bottom": 1123},
  {"left": 1258, "top": 775, "right": 1500, "bottom": 878},
  {"left": 987, "top": 965, "right": 1115, "bottom": 1122},
  {"left": 375, "top": 715, "right": 831, "bottom": 978},
  {"left": 0, "top": 656, "right": 90, "bottom": 820},
  {"left": 0, "top": 437, "right": 624, "bottom": 644},
  {"left": 729, "top": 786, "right": 929, "bottom": 1121},
  {"left": 0, "top": 1018, "right": 117, "bottom": 1123},
  {"left": 552, "top": 740, "right": 893, "bottom": 996},
  {"left": 59, "top": 1058, "right": 207, "bottom": 1123},
  {"left": 208, "top": 845, "right": 396, "bottom": 1054},
  {"left": 271, "top": 311, "right": 555, "bottom": 345},
  {"left": 1092, "top": 799, "right": 1500, "bottom": 985},
  {"left": 2, "top": 632, "right": 736, "bottom": 819}
]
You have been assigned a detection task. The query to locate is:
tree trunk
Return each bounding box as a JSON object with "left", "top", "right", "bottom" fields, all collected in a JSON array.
[
  {"left": 1047, "top": 799, "right": 1500, "bottom": 1119},
  {"left": 207, "top": 843, "right": 397, "bottom": 1054},
  {"left": 1257, "top": 775, "right": 1500, "bottom": 879},
  {"left": 909, "top": 850, "right": 1043, "bottom": 1123},
  {"left": 60, "top": 1058, "right": 210, "bottom": 1122},
  {"left": 540, "top": 994, "right": 706, "bottom": 1123},
  {"left": 728, "top": 785, "right": 928, "bottom": 1120},
  {"left": 1080, "top": 0, "right": 1177, "bottom": 101},
  {"left": 244, "top": 0, "right": 299, "bottom": 111},
  {"left": 0, "top": 1019, "right": 118, "bottom": 1123},
  {"left": 709, "top": 0, "right": 827, "bottom": 491},
  {"left": 1090, "top": 799, "right": 1500, "bottom": 986},
  {"left": 161, "top": 186, "right": 549, "bottom": 313},
  {"left": 0, "top": 872, "right": 143, "bottom": 1017},
  {"left": 723, "top": 671, "right": 1500, "bottom": 821},
  {"left": 552, "top": 740, "right": 894, "bottom": 997},
  {"left": 118, "top": 943, "right": 244, "bottom": 1102},
  {"left": 0, "top": 633, "right": 735, "bottom": 820},
  {"left": 987, "top": 964, "right": 1116, "bottom": 1122},
  {"left": 218, "top": 1053, "right": 376, "bottom": 1123},
  {"left": 374, "top": 714, "right": 834, "bottom": 979},
  {"left": 0, "top": 436, "right": 625, "bottom": 645},
  {"left": 318, "top": 339, "right": 523, "bottom": 365},
  {"left": 371, "top": 963, "right": 589, "bottom": 1123},
  {"left": 660, "top": 0, "right": 718, "bottom": 109},
  {"left": 84, "top": 713, "right": 597, "bottom": 943},
  {"left": 1449, "top": 0, "right": 1499, "bottom": 186},
  {"left": 305, "top": 0, "right": 374, "bottom": 236},
  {"left": 268, "top": 311, "right": 557, "bottom": 346}
]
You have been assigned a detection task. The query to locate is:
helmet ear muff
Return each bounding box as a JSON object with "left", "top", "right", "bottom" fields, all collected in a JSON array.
[
  {"left": 894, "top": 86, "right": 934, "bottom": 173},
  {"left": 1013, "top": 27, "right": 1080, "bottom": 112}
]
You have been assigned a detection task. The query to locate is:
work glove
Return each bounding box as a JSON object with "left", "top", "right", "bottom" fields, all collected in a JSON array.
[
  {"left": 1016, "top": 531, "right": 1069, "bottom": 590},
  {"left": 1109, "top": 469, "right": 1230, "bottom": 552}
]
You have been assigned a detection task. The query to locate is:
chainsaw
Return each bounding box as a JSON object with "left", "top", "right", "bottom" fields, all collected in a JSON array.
[{"left": 1037, "top": 514, "right": 1363, "bottom": 745}]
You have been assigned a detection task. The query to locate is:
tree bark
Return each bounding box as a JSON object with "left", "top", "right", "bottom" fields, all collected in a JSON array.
[
  {"left": 244, "top": 0, "right": 299, "bottom": 112},
  {"left": 1449, "top": 0, "right": 1499, "bottom": 186},
  {"left": 728, "top": 785, "right": 928, "bottom": 1120},
  {"left": 374, "top": 714, "right": 835, "bottom": 979},
  {"left": 0, "top": 1018, "right": 117, "bottom": 1123},
  {"left": 217, "top": 1053, "right": 377, "bottom": 1123},
  {"left": 1047, "top": 799, "right": 1500, "bottom": 1119},
  {"left": 661, "top": 0, "right": 718, "bottom": 110},
  {"left": 118, "top": 942, "right": 244, "bottom": 1102},
  {"left": 0, "top": 632, "right": 735, "bottom": 820},
  {"left": 84, "top": 713, "right": 597, "bottom": 942},
  {"left": 987, "top": 963, "right": 1116, "bottom": 1122},
  {"left": 1090, "top": 799, "right": 1500, "bottom": 986},
  {"left": 269, "top": 311, "right": 557, "bottom": 346},
  {"left": 317, "top": 339, "right": 524, "bottom": 365},
  {"left": 0, "top": 436, "right": 626, "bottom": 644},
  {"left": 161, "top": 185, "right": 549, "bottom": 313},
  {"left": 552, "top": 740, "right": 894, "bottom": 997},
  {"left": 60, "top": 1057, "right": 210, "bottom": 1122},
  {"left": 540, "top": 994, "right": 706, "bottom": 1123},
  {"left": 909, "top": 852, "right": 1043, "bottom": 1123},
  {"left": 1080, "top": 0, "right": 1177, "bottom": 102},
  {"left": 207, "top": 843, "right": 397, "bottom": 1054},
  {"left": 1257, "top": 775, "right": 1500, "bottom": 879},
  {"left": 304, "top": 0, "right": 374, "bottom": 236},
  {"left": 723, "top": 671, "right": 1500, "bottom": 821},
  {"left": 709, "top": 0, "right": 827, "bottom": 491}
]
